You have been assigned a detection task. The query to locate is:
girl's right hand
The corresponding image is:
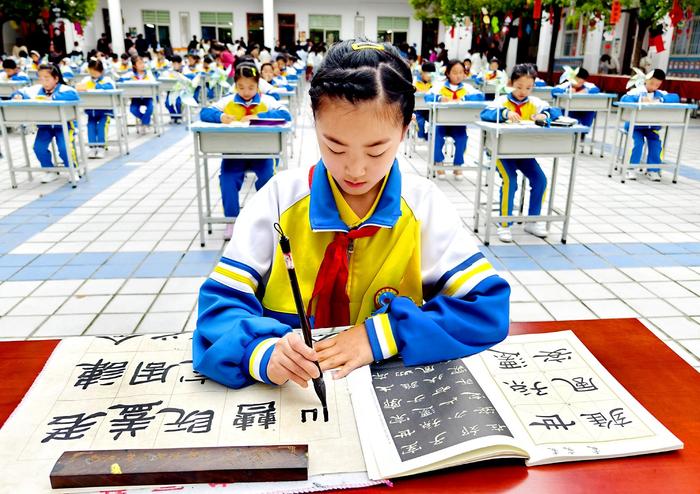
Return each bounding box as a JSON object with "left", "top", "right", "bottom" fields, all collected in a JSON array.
[
  {"left": 507, "top": 111, "right": 521, "bottom": 123},
  {"left": 220, "top": 113, "right": 236, "bottom": 124},
  {"left": 266, "top": 332, "right": 320, "bottom": 387}
]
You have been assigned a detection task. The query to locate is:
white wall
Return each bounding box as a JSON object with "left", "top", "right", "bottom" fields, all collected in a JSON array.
[
  {"left": 536, "top": 13, "right": 553, "bottom": 71},
  {"left": 582, "top": 20, "right": 604, "bottom": 74},
  {"left": 84, "top": 0, "right": 427, "bottom": 53}
]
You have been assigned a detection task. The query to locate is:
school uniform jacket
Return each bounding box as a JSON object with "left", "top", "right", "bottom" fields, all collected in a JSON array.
[
  {"left": 199, "top": 92, "right": 291, "bottom": 122},
  {"left": 0, "top": 71, "right": 30, "bottom": 82},
  {"left": 424, "top": 81, "right": 485, "bottom": 102},
  {"left": 551, "top": 80, "right": 600, "bottom": 96},
  {"left": 193, "top": 161, "right": 511, "bottom": 389},
  {"left": 80, "top": 75, "right": 116, "bottom": 117},
  {"left": 15, "top": 83, "right": 79, "bottom": 103},
  {"left": 620, "top": 87, "right": 680, "bottom": 131},
  {"left": 480, "top": 93, "right": 562, "bottom": 122},
  {"left": 414, "top": 80, "right": 433, "bottom": 93}
]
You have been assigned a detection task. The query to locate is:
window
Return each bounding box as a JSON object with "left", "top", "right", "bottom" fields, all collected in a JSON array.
[
  {"left": 560, "top": 15, "right": 587, "bottom": 57},
  {"left": 309, "top": 15, "right": 341, "bottom": 45},
  {"left": 247, "top": 13, "right": 264, "bottom": 46},
  {"left": 200, "top": 12, "right": 234, "bottom": 44},
  {"left": 377, "top": 17, "right": 409, "bottom": 45},
  {"left": 143, "top": 10, "right": 171, "bottom": 48},
  {"left": 672, "top": 16, "right": 700, "bottom": 55}
]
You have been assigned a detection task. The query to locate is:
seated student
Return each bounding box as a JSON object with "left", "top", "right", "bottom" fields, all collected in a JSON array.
[
  {"left": 162, "top": 55, "right": 185, "bottom": 123},
  {"left": 480, "top": 63, "right": 562, "bottom": 243},
  {"left": 484, "top": 57, "right": 500, "bottom": 81},
  {"left": 1, "top": 59, "right": 30, "bottom": 83},
  {"left": 118, "top": 53, "right": 131, "bottom": 74},
  {"left": 284, "top": 56, "right": 300, "bottom": 80},
  {"left": 192, "top": 40, "right": 510, "bottom": 390},
  {"left": 153, "top": 49, "right": 169, "bottom": 74},
  {"left": 119, "top": 56, "right": 156, "bottom": 134},
  {"left": 259, "top": 62, "right": 292, "bottom": 97},
  {"left": 12, "top": 64, "right": 80, "bottom": 183},
  {"left": 620, "top": 68, "right": 680, "bottom": 181},
  {"left": 199, "top": 63, "right": 292, "bottom": 241},
  {"left": 29, "top": 50, "right": 42, "bottom": 71},
  {"left": 58, "top": 58, "right": 74, "bottom": 81},
  {"left": 202, "top": 55, "right": 218, "bottom": 100},
  {"left": 413, "top": 62, "right": 436, "bottom": 141},
  {"left": 551, "top": 67, "right": 600, "bottom": 128},
  {"left": 76, "top": 59, "right": 116, "bottom": 158},
  {"left": 463, "top": 58, "right": 473, "bottom": 77},
  {"left": 425, "top": 59, "right": 485, "bottom": 180}
]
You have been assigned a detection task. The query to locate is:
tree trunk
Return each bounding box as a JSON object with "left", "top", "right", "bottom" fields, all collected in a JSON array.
[
  {"left": 546, "top": 4, "right": 563, "bottom": 85},
  {"left": 631, "top": 19, "right": 651, "bottom": 70}
]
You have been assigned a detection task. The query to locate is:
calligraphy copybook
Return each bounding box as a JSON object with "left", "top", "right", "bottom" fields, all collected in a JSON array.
[{"left": 346, "top": 330, "right": 683, "bottom": 480}]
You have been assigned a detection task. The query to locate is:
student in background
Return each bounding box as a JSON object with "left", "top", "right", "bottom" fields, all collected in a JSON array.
[
  {"left": 199, "top": 63, "right": 292, "bottom": 240},
  {"left": 13, "top": 64, "right": 80, "bottom": 183},
  {"left": 425, "top": 59, "right": 485, "bottom": 180},
  {"left": 163, "top": 55, "right": 185, "bottom": 123},
  {"left": 552, "top": 67, "right": 600, "bottom": 128},
  {"left": 463, "top": 58, "right": 473, "bottom": 77},
  {"left": 413, "top": 62, "right": 435, "bottom": 141},
  {"left": 120, "top": 56, "right": 155, "bottom": 134},
  {"left": 1, "top": 59, "right": 30, "bottom": 82},
  {"left": 480, "top": 63, "right": 563, "bottom": 243},
  {"left": 620, "top": 68, "right": 680, "bottom": 181},
  {"left": 76, "top": 59, "right": 115, "bottom": 158},
  {"left": 192, "top": 40, "right": 509, "bottom": 390}
]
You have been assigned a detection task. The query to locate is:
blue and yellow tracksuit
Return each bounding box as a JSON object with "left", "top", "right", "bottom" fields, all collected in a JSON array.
[
  {"left": 15, "top": 84, "right": 80, "bottom": 168},
  {"left": 413, "top": 79, "right": 432, "bottom": 140},
  {"left": 621, "top": 87, "right": 680, "bottom": 173},
  {"left": 199, "top": 92, "right": 292, "bottom": 218},
  {"left": 119, "top": 70, "right": 155, "bottom": 125},
  {"left": 481, "top": 93, "right": 563, "bottom": 226},
  {"left": 193, "top": 161, "right": 511, "bottom": 388},
  {"left": 425, "top": 81, "right": 485, "bottom": 165},
  {"left": 0, "top": 71, "right": 31, "bottom": 82},
  {"left": 80, "top": 75, "right": 116, "bottom": 146},
  {"left": 552, "top": 80, "right": 601, "bottom": 129}
]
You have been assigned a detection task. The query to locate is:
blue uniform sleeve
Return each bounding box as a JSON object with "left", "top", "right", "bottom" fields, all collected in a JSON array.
[
  {"left": 587, "top": 85, "right": 601, "bottom": 94},
  {"left": 13, "top": 74, "right": 31, "bottom": 82},
  {"left": 661, "top": 92, "right": 680, "bottom": 103},
  {"left": 621, "top": 91, "right": 642, "bottom": 102},
  {"left": 266, "top": 91, "right": 281, "bottom": 101},
  {"left": 193, "top": 275, "right": 292, "bottom": 389},
  {"left": 200, "top": 106, "right": 224, "bottom": 123},
  {"left": 480, "top": 106, "right": 508, "bottom": 122},
  {"left": 551, "top": 86, "right": 566, "bottom": 96},
  {"left": 258, "top": 106, "right": 292, "bottom": 121},
  {"left": 542, "top": 105, "right": 562, "bottom": 120},
  {"left": 424, "top": 93, "right": 439, "bottom": 102},
  {"left": 365, "top": 275, "right": 510, "bottom": 366},
  {"left": 54, "top": 86, "right": 80, "bottom": 101},
  {"left": 95, "top": 81, "right": 115, "bottom": 90},
  {"left": 465, "top": 92, "right": 485, "bottom": 101}
]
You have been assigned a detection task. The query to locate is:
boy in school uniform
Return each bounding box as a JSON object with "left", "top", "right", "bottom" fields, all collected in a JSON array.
[
  {"left": 76, "top": 59, "right": 116, "bottom": 158},
  {"left": 413, "top": 62, "right": 435, "bottom": 141},
  {"left": 193, "top": 40, "right": 510, "bottom": 390},
  {"left": 551, "top": 67, "right": 600, "bottom": 128},
  {"left": 620, "top": 68, "right": 680, "bottom": 181},
  {"left": 1, "top": 59, "right": 30, "bottom": 82}
]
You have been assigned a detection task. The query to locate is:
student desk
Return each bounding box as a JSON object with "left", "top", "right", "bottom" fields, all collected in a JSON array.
[
  {"left": 77, "top": 89, "right": 130, "bottom": 155},
  {"left": 191, "top": 121, "right": 292, "bottom": 246},
  {"left": 554, "top": 92, "right": 617, "bottom": 157},
  {"left": 472, "top": 121, "right": 588, "bottom": 246},
  {"left": 115, "top": 80, "right": 163, "bottom": 136},
  {"left": 274, "top": 89, "right": 298, "bottom": 157},
  {"left": 157, "top": 77, "right": 192, "bottom": 126},
  {"left": 0, "top": 80, "right": 30, "bottom": 98},
  {"left": 404, "top": 92, "right": 430, "bottom": 158},
  {"left": 2, "top": 318, "right": 697, "bottom": 493},
  {"left": 532, "top": 86, "right": 556, "bottom": 103},
  {"left": 427, "top": 101, "right": 488, "bottom": 177},
  {"left": 0, "top": 100, "right": 87, "bottom": 188},
  {"left": 609, "top": 101, "right": 696, "bottom": 183}
]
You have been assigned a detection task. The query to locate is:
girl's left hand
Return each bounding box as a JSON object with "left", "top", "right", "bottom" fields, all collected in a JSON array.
[
  {"left": 532, "top": 113, "right": 547, "bottom": 121},
  {"left": 315, "top": 324, "right": 374, "bottom": 379}
]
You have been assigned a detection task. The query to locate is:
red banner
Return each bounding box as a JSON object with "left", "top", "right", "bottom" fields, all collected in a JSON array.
[
  {"left": 533, "top": 0, "right": 542, "bottom": 20},
  {"left": 610, "top": 0, "right": 621, "bottom": 25}
]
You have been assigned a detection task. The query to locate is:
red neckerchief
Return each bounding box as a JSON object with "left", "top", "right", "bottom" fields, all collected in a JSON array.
[{"left": 305, "top": 166, "right": 380, "bottom": 328}]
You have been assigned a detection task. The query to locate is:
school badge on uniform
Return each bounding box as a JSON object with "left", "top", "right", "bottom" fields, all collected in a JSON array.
[{"left": 374, "top": 287, "right": 399, "bottom": 309}]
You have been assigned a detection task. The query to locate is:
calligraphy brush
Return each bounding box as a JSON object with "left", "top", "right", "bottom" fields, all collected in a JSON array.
[{"left": 274, "top": 223, "right": 328, "bottom": 421}]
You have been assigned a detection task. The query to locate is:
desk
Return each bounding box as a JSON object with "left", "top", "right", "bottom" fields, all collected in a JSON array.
[
  {"left": 0, "top": 100, "right": 87, "bottom": 188},
  {"left": 609, "top": 102, "right": 696, "bottom": 183},
  {"left": 0, "top": 80, "right": 30, "bottom": 98},
  {"left": 115, "top": 81, "right": 163, "bottom": 136},
  {"left": 2, "top": 319, "right": 698, "bottom": 493},
  {"left": 472, "top": 121, "right": 588, "bottom": 245},
  {"left": 554, "top": 92, "right": 617, "bottom": 157},
  {"left": 77, "top": 89, "right": 129, "bottom": 155},
  {"left": 532, "top": 86, "right": 556, "bottom": 103},
  {"left": 426, "top": 101, "right": 487, "bottom": 177},
  {"left": 404, "top": 93, "right": 430, "bottom": 158},
  {"left": 191, "top": 121, "right": 292, "bottom": 246}
]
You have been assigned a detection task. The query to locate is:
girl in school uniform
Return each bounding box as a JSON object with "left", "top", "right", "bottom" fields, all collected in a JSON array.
[
  {"left": 120, "top": 56, "right": 155, "bottom": 134},
  {"left": 620, "top": 69, "right": 680, "bottom": 182},
  {"left": 193, "top": 40, "right": 510, "bottom": 390},
  {"left": 199, "top": 63, "right": 292, "bottom": 241},
  {"left": 162, "top": 55, "right": 185, "bottom": 124},
  {"left": 480, "top": 63, "right": 563, "bottom": 243},
  {"left": 425, "top": 59, "right": 485, "bottom": 180},
  {"left": 413, "top": 62, "right": 435, "bottom": 141},
  {"left": 76, "top": 59, "right": 116, "bottom": 158},
  {"left": 13, "top": 64, "right": 80, "bottom": 184},
  {"left": 260, "top": 62, "right": 293, "bottom": 94}
]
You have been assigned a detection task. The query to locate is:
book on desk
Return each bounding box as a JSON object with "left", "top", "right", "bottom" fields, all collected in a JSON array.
[{"left": 346, "top": 330, "right": 682, "bottom": 480}]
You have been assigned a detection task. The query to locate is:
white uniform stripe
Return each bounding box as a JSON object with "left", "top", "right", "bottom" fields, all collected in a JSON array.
[
  {"left": 250, "top": 338, "right": 278, "bottom": 381},
  {"left": 210, "top": 271, "right": 255, "bottom": 294}
]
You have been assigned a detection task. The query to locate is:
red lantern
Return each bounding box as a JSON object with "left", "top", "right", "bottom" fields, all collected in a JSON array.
[{"left": 610, "top": 0, "right": 621, "bottom": 25}]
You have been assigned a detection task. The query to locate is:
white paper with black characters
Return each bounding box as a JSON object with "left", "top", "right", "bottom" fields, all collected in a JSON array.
[{"left": 0, "top": 331, "right": 371, "bottom": 494}]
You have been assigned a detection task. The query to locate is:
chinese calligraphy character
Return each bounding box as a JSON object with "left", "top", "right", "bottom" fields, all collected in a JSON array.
[
  {"left": 529, "top": 414, "right": 575, "bottom": 430},
  {"left": 178, "top": 360, "right": 208, "bottom": 384},
  {"left": 423, "top": 373, "right": 443, "bottom": 384},
  {"left": 438, "top": 397, "right": 458, "bottom": 407},
  {"left": 383, "top": 398, "right": 403, "bottom": 410},
  {"left": 108, "top": 401, "right": 163, "bottom": 439},
  {"left": 533, "top": 348, "right": 572, "bottom": 363},
  {"left": 400, "top": 441, "right": 421, "bottom": 455},
  {"left": 473, "top": 407, "right": 496, "bottom": 415},
  {"left": 129, "top": 361, "right": 179, "bottom": 385},
  {"left": 488, "top": 349, "right": 528, "bottom": 369},
  {"left": 486, "top": 423, "right": 507, "bottom": 432},
  {"left": 552, "top": 376, "right": 598, "bottom": 392},
  {"left": 580, "top": 408, "right": 632, "bottom": 428},
  {"left": 41, "top": 412, "right": 107, "bottom": 443},
  {"left": 375, "top": 384, "right": 394, "bottom": 393},
  {"left": 300, "top": 409, "right": 318, "bottom": 423},
  {"left": 157, "top": 408, "right": 214, "bottom": 434},
  {"left": 395, "top": 369, "right": 414, "bottom": 377},
  {"left": 461, "top": 391, "right": 484, "bottom": 400},
  {"left": 503, "top": 380, "right": 549, "bottom": 396},
  {"left": 455, "top": 377, "right": 474, "bottom": 386},
  {"left": 74, "top": 359, "right": 128, "bottom": 389},
  {"left": 97, "top": 335, "right": 141, "bottom": 346},
  {"left": 411, "top": 406, "right": 435, "bottom": 418},
  {"left": 389, "top": 414, "right": 409, "bottom": 424},
  {"left": 419, "top": 418, "right": 441, "bottom": 430},
  {"left": 416, "top": 365, "right": 435, "bottom": 374},
  {"left": 407, "top": 394, "right": 426, "bottom": 404},
  {"left": 233, "top": 402, "right": 277, "bottom": 431},
  {"left": 400, "top": 381, "right": 418, "bottom": 390},
  {"left": 432, "top": 385, "right": 451, "bottom": 395},
  {"left": 372, "top": 371, "right": 388, "bottom": 380},
  {"left": 150, "top": 333, "right": 182, "bottom": 341},
  {"left": 448, "top": 365, "right": 467, "bottom": 375},
  {"left": 430, "top": 431, "right": 447, "bottom": 446},
  {"left": 393, "top": 428, "right": 415, "bottom": 439},
  {"left": 461, "top": 425, "right": 479, "bottom": 437}
]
